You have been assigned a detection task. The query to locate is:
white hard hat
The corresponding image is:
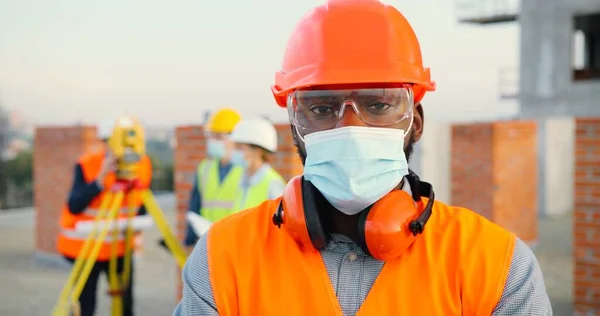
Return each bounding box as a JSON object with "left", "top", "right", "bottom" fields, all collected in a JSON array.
[
  {"left": 97, "top": 117, "right": 116, "bottom": 140},
  {"left": 230, "top": 117, "right": 278, "bottom": 152}
]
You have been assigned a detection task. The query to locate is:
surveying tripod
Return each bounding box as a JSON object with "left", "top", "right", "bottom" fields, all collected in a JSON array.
[{"left": 52, "top": 179, "right": 188, "bottom": 316}]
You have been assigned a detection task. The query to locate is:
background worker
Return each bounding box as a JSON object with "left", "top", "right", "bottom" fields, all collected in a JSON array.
[
  {"left": 229, "top": 117, "right": 285, "bottom": 211},
  {"left": 57, "top": 116, "right": 152, "bottom": 316},
  {"left": 175, "top": 0, "right": 552, "bottom": 315},
  {"left": 183, "top": 108, "right": 244, "bottom": 252}
]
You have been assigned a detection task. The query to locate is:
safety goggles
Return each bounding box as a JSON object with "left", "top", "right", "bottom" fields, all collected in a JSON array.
[
  {"left": 203, "top": 131, "right": 230, "bottom": 141},
  {"left": 288, "top": 86, "right": 414, "bottom": 134}
]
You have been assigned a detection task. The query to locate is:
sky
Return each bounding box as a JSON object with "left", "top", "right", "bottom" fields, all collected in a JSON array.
[{"left": 0, "top": 0, "right": 520, "bottom": 128}]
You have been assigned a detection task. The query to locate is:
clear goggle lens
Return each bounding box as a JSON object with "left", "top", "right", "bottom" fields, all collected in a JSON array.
[{"left": 288, "top": 86, "right": 414, "bottom": 135}]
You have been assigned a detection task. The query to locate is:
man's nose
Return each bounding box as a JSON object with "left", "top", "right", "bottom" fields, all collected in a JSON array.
[{"left": 335, "top": 103, "right": 367, "bottom": 128}]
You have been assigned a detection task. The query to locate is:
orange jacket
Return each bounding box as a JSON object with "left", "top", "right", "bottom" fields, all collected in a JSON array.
[
  {"left": 56, "top": 151, "right": 152, "bottom": 261},
  {"left": 206, "top": 198, "right": 516, "bottom": 315}
]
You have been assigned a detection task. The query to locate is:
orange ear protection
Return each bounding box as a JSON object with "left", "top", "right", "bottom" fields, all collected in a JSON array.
[{"left": 272, "top": 170, "right": 435, "bottom": 261}]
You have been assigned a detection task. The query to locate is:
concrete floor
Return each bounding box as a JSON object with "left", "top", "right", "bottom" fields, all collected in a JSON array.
[
  {"left": 0, "top": 195, "right": 179, "bottom": 316},
  {"left": 0, "top": 195, "right": 574, "bottom": 315}
]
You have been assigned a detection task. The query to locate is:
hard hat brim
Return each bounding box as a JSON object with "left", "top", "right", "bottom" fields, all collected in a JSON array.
[{"left": 272, "top": 63, "right": 435, "bottom": 108}]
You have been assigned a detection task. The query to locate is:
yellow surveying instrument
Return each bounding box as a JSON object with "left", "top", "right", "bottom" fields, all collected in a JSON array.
[
  {"left": 52, "top": 116, "right": 188, "bottom": 316},
  {"left": 108, "top": 117, "right": 145, "bottom": 180}
]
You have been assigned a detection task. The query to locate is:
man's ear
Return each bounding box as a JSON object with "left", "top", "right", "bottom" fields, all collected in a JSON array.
[
  {"left": 290, "top": 124, "right": 307, "bottom": 165},
  {"left": 411, "top": 103, "right": 424, "bottom": 142}
]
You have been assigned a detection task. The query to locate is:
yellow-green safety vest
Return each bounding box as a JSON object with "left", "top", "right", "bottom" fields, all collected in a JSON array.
[
  {"left": 234, "top": 167, "right": 285, "bottom": 212},
  {"left": 198, "top": 159, "right": 244, "bottom": 222}
]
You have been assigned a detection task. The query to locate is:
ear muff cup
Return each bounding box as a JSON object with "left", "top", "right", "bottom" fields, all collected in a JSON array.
[
  {"left": 357, "top": 190, "right": 422, "bottom": 261},
  {"left": 302, "top": 178, "right": 328, "bottom": 250},
  {"left": 280, "top": 176, "right": 328, "bottom": 251}
]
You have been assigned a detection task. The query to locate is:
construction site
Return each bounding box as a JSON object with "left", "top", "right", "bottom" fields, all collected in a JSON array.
[{"left": 1, "top": 0, "right": 599, "bottom": 315}]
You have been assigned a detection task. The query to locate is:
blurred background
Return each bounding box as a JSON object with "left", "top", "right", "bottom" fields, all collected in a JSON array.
[{"left": 1, "top": 0, "right": 599, "bottom": 315}]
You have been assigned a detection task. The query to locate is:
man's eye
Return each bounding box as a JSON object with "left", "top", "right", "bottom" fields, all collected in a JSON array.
[
  {"left": 367, "top": 103, "right": 392, "bottom": 112},
  {"left": 309, "top": 105, "right": 334, "bottom": 115}
]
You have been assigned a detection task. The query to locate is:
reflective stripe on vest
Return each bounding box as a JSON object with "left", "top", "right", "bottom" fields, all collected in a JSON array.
[
  {"left": 205, "top": 198, "right": 516, "bottom": 315},
  {"left": 234, "top": 167, "right": 284, "bottom": 212},
  {"left": 59, "top": 228, "right": 127, "bottom": 242},
  {"left": 198, "top": 159, "right": 243, "bottom": 222},
  {"left": 82, "top": 207, "right": 137, "bottom": 218}
]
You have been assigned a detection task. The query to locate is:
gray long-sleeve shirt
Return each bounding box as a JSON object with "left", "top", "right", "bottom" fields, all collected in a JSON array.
[{"left": 174, "top": 230, "right": 552, "bottom": 316}]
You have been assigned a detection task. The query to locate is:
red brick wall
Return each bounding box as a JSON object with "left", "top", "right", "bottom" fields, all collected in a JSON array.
[
  {"left": 451, "top": 121, "right": 538, "bottom": 243},
  {"left": 173, "top": 123, "right": 303, "bottom": 300},
  {"left": 451, "top": 123, "right": 494, "bottom": 219},
  {"left": 272, "top": 124, "right": 304, "bottom": 179},
  {"left": 33, "top": 126, "right": 99, "bottom": 255},
  {"left": 173, "top": 126, "right": 204, "bottom": 300},
  {"left": 573, "top": 118, "right": 600, "bottom": 313}
]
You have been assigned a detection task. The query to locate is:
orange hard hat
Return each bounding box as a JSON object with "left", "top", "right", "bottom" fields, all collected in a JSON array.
[{"left": 271, "top": 0, "right": 435, "bottom": 107}]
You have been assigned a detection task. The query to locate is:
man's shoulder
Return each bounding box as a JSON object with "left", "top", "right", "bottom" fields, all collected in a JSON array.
[
  {"left": 206, "top": 198, "right": 282, "bottom": 258},
  {"left": 197, "top": 158, "right": 214, "bottom": 170},
  {"left": 77, "top": 151, "right": 103, "bottom": 166},
  {"left": 210, "top": 198, "right": 282, "bottom": 236},
  {"left": 427, "top": 200, "right": 516, "bottom": 263},
  {"left": 425, "top": 201, "right": 524, "bottom": 314},
  {"left": 431, "top": 200, "right": 514, "bottom": 236}
]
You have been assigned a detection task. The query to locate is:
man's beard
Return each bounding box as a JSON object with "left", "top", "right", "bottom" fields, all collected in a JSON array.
[{"left": 293, "top": 126, "right": 417, "bottom": 166}]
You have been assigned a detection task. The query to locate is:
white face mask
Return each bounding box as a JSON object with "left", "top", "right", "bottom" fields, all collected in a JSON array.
[
  {"left": 206, "top": 139, "right": 226, "bottom": 159},
  {"left": 230, "top": 149, "right": 249, "bottom": 167},
  {"left": 303, "top": 126, "right": 410, "bottom": 215}
]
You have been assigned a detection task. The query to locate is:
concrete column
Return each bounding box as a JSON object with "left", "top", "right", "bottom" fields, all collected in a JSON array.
[
  {"left": 543, "top": 117, "right": 575, "bottom": 217},
  {"left": 418, "top": 121, "right": 451, "bottom": 204}
]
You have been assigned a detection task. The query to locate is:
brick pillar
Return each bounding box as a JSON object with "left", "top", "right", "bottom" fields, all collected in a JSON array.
[
  {"left": 173, "top": 125, "right": 206, "bottom": 301},
  {"left": 451, "top": 120, "right": 538, "bottom": 243},
  {"left": 573, "top": 118, "right": 600, "bottom": 313},
  {"left": 33, "top": 126, "right": 99, "bottom": 261},
  {"left": 272, "top": 124, "right": 304, "bottom": 181},
  {"left": 173, "top": 123, "right": 303, "bottom": 301}
]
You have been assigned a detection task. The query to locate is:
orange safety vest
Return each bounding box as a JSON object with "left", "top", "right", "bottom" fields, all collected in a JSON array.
[
  {"left": 56, "top": 151, "right": 152, "bottom": 261},
  {"left": 206, "top": 198, "right": 516, "bottom": 315}
]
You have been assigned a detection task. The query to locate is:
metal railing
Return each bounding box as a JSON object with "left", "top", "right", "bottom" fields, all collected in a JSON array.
[{"left": 456, "top": 0, "right": 520, "bottom": 23}]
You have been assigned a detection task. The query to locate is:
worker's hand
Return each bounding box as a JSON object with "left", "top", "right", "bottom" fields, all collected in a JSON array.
[{"left": 96, "top": 152, "right": 117, "bottom": 188}]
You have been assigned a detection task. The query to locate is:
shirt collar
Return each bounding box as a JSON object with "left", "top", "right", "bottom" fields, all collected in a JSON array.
[{"left": 324, "top": 176, "right": 414, "bottom": 254}]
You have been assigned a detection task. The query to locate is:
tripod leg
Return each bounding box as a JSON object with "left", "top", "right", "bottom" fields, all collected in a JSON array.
[
  {"left": 109, "top": 189, "right": 138, "bottom": 316},
  {"left": 69, "top": 191, "right": 125, "bottom": 308},
  {"left": 52, "top": 192, "right": 115, "bottom": 316},
  {"left": 109, "top": 210, "right": 122, "bottom": 316},
  {"left": 113, "top": 194, "right": 137, "bottom": 316},
  {"left": 120, "top": 195, "right": 137, "bottom": 290},
  {"left": 140, "top": 190, "right": 188, "bottom": 268}
]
